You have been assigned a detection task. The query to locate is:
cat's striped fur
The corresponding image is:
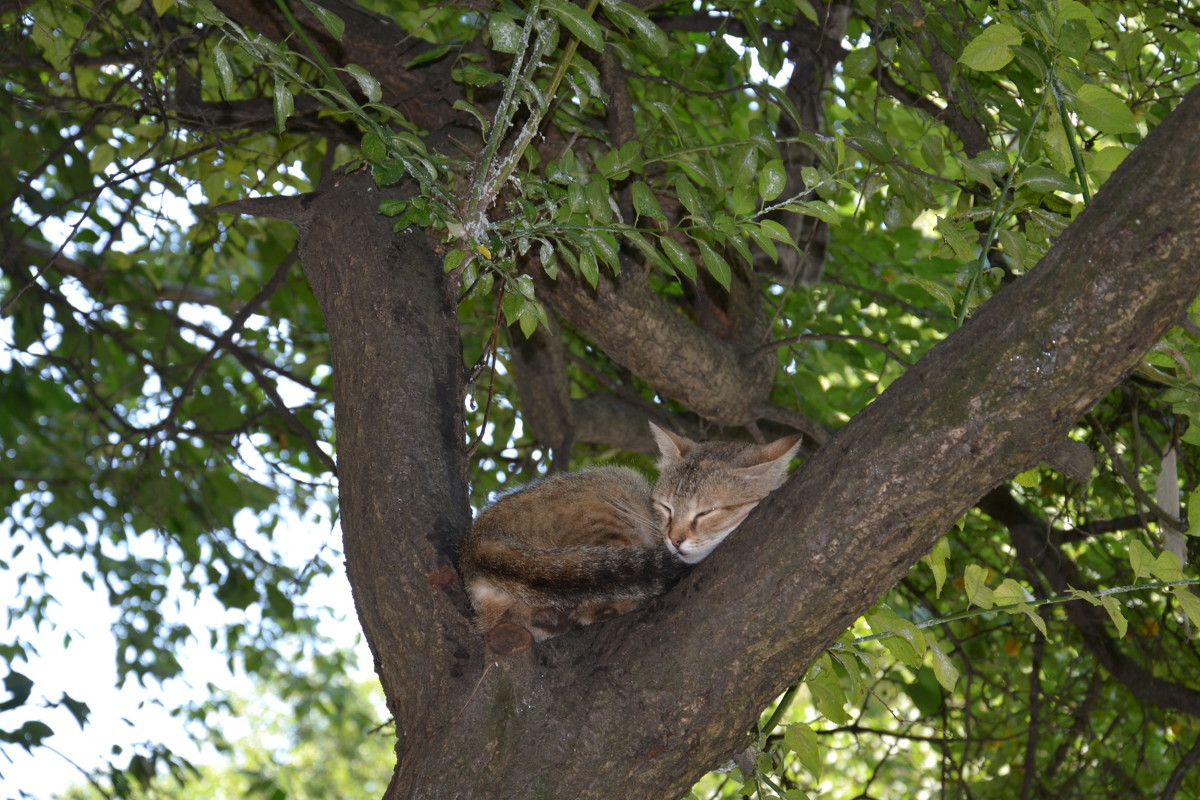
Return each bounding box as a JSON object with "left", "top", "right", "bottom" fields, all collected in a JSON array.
[{"left": 458, "top": 422, "right": 802, "bottom": 640}]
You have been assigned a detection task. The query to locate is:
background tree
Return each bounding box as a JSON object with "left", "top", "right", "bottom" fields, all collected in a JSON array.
[{"left": 3, "top": 1, "right": 1200, "bottom": 798}]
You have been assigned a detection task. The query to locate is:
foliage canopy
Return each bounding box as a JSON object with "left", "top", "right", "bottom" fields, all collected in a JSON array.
[{"left": 3, "top": 0, "right": 1200, "bottom": 797}]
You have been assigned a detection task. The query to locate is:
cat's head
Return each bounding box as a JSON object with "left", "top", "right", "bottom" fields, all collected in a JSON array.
[{"left": 649, "top": 423, "right": 803, "bottom": 564}]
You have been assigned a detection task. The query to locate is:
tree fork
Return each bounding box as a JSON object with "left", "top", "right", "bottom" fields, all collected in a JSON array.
[{"left": 285, "top": 85, "right": 1200, "bottom": 798}]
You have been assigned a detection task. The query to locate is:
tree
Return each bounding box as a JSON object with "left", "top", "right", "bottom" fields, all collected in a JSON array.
[{"left": 3, "top": 1, "right": 1200, "bottom": 798}]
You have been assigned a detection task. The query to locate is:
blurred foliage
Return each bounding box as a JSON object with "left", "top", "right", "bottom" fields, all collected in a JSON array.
[
  {"left": 57, "top": 668, "right": 390, "bottom": 800},
  {"left": 2, "top": 0, "right": 1200, "bottom": 798}
]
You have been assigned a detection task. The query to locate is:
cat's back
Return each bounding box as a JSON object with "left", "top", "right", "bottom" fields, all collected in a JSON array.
[{"left": 463, "top": 466, "right": 657, "bottom": 553}]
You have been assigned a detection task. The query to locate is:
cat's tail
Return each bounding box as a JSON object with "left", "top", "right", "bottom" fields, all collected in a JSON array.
[{"left": 459, "top": 536, "right": 687, "bottom": 609}]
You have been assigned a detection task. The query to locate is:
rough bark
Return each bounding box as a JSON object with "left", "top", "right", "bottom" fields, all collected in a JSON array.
[
  {"left": 290, "top": 170, "right": 483, "bottom": 786},
  {"left": 286, "top": 87, "right": 1200, "bottom": 799}
]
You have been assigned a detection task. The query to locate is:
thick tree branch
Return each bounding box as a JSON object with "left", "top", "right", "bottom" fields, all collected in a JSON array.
[
  {"left": 534, "top": 266, "right": 778, "bottom": 426},
  {"left": 287, "top": 170, "right": 481, "bottom": 795}
]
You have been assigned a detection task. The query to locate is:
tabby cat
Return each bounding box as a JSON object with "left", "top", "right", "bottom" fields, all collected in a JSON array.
[{"left": 457, "top": 422, "right": 802, "bottom": 640}]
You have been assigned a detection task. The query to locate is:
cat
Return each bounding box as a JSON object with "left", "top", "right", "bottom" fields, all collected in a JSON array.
[{"left": 457, "top": 422, "right": 803, "bottom": 641}]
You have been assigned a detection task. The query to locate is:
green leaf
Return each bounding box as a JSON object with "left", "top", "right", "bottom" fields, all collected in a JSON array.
[
  {"left": 923, "top": 537, "right": 950, "bottom": 597},
  {"left": 675, "top": 175, "right": 705, "bottom": 219},
  {"left": 59, "top": 693, "right": 91, "bottom": 728},
  {"left": 805, "top": 655, "right": 851, "bottom": 724},
  {"left": 696, "top": 240, "right": 731, "bottom": 289},
  {"left": 545, "top": 0, "right": 605, "bottom": 52},
  {"left": 378, "top": 199, "right": 409, "bottom": 216},
  {"left": 453, "top": 99, "right": 491, "bottom": 136},
  {"left": 454, "top": 64, "right": 505, "bottom": 87},
  {"left": 783, "top": 723, "right": 822, "bottom": 779},
  {"left": 518, "top": 303, "right": 540, "bottom": 338},
  {"left": 792, "top": 0, "right": 818, "bottom": 25},
  {"left": 631, "top": 181, "right": 666, "bottom": 221},
  {"left": 1151, "top": 550, "right": 1184, "bottom": 582},
  {"left": 1057, "top": 17, "right": 1092, "bottom": 58},
  {"left": 1088, "top": 146, "right": 1130, "bottom": 176},
  {"left": 843, "top": 47, "right": 877, "bottom": 79},
  {"left": 1, "top": 671, "right": 34, "bottom": 711},
  {"left": 1074, "top": 84, "right": 1138, "bottom": 134},
  {"left": 844, "top": 120, "right": 893, "bottom": 162},
  {"left": 344, "top": 64, "right": 382, "bottom": 103},
  {"left": 1188, "top": 488, "right": 1200, "bottom": 536},
  {"left": 488, "top": 12, "right": 522, "bottom": 54},
  {"left": 927, "top": 639, "right": 960, "bottom": 692},
  {"left": 300, "top": 0, "right": 345, "bottom": 41},
  {"left": 758, "top": 159, "right": 787, "bottom": 202},
  {"left": 1018, "top": 165, "right": 1079, "bottom": 194},
  {"left": 1021, "top": 608, "right": 1048, "bottom": 636},
  {"left": 907, "top": 276, "right": 957, "bottom": 312},
  {"left": 212, "top": 45, "right": 235, "bottom": 96},
  {"left": 997, "top": 229, "right": 1030, "bottom": 269},
  {"left": 659, "top": 236, "right": 698, "bottom": 281},
  {"left": 1115, "top": 30, "right": 1145, "bottom": 69},
  {"left": 757, "top": 218, "right": 796, "bottom": 243},
  {"left": 936, "top": 217, "right": 974, "bottom": 262},
  {"left": 361, "top": 131, "right": 386, "bottom": 163},
  {"left": 406, "top": 43, "right": 452, "bottom": 68},
  {"left": 513, "top": 275, "right": 537, "bottom": 299},
  {"left": 621, "top": 229, "right": 670, "bottom": 273},
  {"left": 272, "top": 79, "right": 294, "bottom": 132},
  {"left": 1055, "top": 0, "right": 1103, "bottom": 39},
  {"left": 89, "top": 142, "right": 116, "bottom": 174},
  {"left": 1100, "top": 596, "right": 1129, "bottom": 639},
  {"left": 959, "top": 23, "right": 1022, "bottom": 72},
  {"left": 601, "top": 1, "right": 669, "bottom": 59},
  {"left": 586, "top": 230, "right": 620, "bottom": 275},
  {"left": 0, "top": 720, "right": 54, "bottom": 752},
  {"left": 866, "top": 608, "right": 926, "bottom": 669},
  {"left": 993, "top": 578, "right": 1027, "bottom": 606},
  {"left": 1175, "top": 588, "right": 1200, "bottom": 627},
  {"left": 501, "top": 290, "right": 526, "bottom": 325},
  {"left": 790, "top": 199, "right": 842, "bottom": 226},
  {"left": 964, "top": 564, "right": 994, "bottom": 609},
  {"left": 1013, "top": 468, "right": 1040, "bottom": 487},
  {"left": 1128, "top": 539, "right": 1154, "bottom": 580},
  {"left": 579, "top": 247, "right": 600, "bottom": 287}
]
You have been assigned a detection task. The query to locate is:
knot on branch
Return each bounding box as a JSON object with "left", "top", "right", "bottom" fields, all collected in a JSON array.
[{"left": 485, "top": 623, "right": 533, "bottom": 656}]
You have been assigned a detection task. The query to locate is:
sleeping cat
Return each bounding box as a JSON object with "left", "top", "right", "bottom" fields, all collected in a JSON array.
[{"left": 457, "top": 422, "right": 802, "bottom": 640}]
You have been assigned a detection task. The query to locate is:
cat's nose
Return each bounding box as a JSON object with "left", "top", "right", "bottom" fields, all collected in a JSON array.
[{"left": 669, "top": 531, "right": 687, "bottom": 548}]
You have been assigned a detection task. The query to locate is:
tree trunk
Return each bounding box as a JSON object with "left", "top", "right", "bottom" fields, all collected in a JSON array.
[{"left": 296, "top": 86, "right": 1200, "bottom": 798}]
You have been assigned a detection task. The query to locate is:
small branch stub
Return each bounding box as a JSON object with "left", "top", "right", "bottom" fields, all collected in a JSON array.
[
  {"left": 485, "top": 623, "right": 533, "bottom": 656},
  {"left": 427, "top": 567, "right": 457, "bottom": 590}
]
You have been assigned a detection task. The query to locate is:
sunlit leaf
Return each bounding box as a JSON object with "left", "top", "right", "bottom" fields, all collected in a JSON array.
[
  {"left": 544, "top": 0, "right": 605, "bottom": 52},
  {"left": 1074, "top": 84, "right": 1138, "bottom": 135},
  {"left": 959, "top": 23, "right": 1022, "bottom": 71},
  {"left": 301, "top": 0, "right": 345, "bottom": 41},
  {"left": 488, "top": 11, "right": 522, "bottom": 54}
]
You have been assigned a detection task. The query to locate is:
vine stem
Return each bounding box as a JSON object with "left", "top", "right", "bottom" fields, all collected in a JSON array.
[
  {"left": 1050, "top": 73, "right": 1094, "bottom": 205},
  {"left": 846, "top": 578, "right": 1200, "bottom": 646},
  {"left": 466, "top": 0, "right": 601, "bottom": 241},
  {"left": 954, "top": 92, "right": 1047, "bottom": 327}
]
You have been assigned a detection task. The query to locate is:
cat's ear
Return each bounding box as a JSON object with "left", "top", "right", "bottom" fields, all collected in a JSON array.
[
  {"left": 649, "top": 422, "right": 693, "bottom": 464},
  {"left": 762, "top": 433, "right": 803, "bottom": 464},
  {"left": 733, "top": 434, "right": 803, "bottom": 489}
]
